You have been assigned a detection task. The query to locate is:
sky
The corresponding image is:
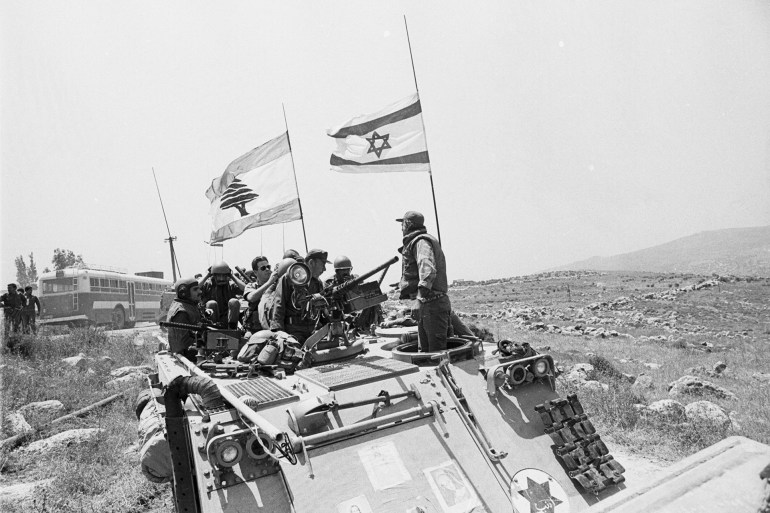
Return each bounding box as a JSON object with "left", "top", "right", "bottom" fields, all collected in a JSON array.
[{"left": 2, "top": 0, "right": 770, "bottom": 285}]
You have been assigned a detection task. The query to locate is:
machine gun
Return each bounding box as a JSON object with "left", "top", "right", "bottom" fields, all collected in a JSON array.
[
  {"left": 294, "top": 256, "right": 398, "bottom": 351},
  {"left": 160, "top": 320, "right": 246, "bottom": 360}
]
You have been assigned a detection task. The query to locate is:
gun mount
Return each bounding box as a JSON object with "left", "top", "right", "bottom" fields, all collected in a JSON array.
[{"left": 300, "top": 256, "right": 398, "bottom": 352}]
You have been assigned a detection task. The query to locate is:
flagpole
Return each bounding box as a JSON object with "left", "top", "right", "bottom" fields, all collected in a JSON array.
[
  {"left": 404, "top": 15, "right": 442, "bottom": 245},
  {"left": 283, "top": 103, "right": 309, "bottom": 253}
]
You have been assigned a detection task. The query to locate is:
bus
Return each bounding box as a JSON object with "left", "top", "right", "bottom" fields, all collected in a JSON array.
[{"left": 38, "top": 268, "right": 172, "bottom": 329}]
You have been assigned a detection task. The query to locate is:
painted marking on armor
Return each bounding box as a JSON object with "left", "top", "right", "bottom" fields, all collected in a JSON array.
[{"left": 511, "top": 468, "right": 569, "bottom": 513}]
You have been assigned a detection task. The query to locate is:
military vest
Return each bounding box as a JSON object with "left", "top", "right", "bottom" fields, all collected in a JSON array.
[
  {"left": 400, "top": 231, "right": 448, "bottom": 299},
  {"left": 167, "top": 299, "right": 202, "bottom": 354}
]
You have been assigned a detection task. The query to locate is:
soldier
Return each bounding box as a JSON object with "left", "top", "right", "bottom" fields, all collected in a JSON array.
[
  {"left": 242, "top": 255, "right": 279, "bottom": 335},
  {"left": 259, "top": 257, "right": 296, "bottom": 331},
  {"left": 327, "top": 255, "right": 383, "bottom": 332},
  {"left": 1, "top": 283, "right": 27, "bottom": 339},
  {"left": 22, "top": 286, "right": 41, "bottom": 334},
  {"left": 396, "top": 211, "right": 451, "bottom": 352},
  {"left": 199, "top": 261, "right": 245, "bottom": 329},
  {"left": 167, "top": 277, "right": 203, "bottom": 358},
  {"left": 270, "top": 248, "right": 328, "bottom": 343}
]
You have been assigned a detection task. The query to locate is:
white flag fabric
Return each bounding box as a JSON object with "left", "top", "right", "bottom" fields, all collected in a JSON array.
[
  {"left": 206, "top": 132, "right": 301, "bottom": 243},
  {"left": 327, "top": 93, "right": 430, "bottom": 173}
]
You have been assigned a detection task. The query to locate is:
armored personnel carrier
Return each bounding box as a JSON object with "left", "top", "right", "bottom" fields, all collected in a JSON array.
[{"left": 135, "top": 256, "right": 640, "bottom": 512}]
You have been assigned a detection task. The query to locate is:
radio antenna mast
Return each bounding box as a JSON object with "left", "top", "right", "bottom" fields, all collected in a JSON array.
[{"left": 152, "top": 167, "right": 181, "bottom": 282}]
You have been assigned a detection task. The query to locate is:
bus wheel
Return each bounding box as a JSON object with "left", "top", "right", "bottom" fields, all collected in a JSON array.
[{"left": 112, "top": 307, "right": 126, "bottom": 330}]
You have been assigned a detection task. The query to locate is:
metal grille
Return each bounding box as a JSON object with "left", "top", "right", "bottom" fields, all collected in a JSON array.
[
  {"left": 297, "top": 356, "right": 418, "bottom": 391},
  {"left": 223, "top": 378, "right": 298, "bottom": 411}
]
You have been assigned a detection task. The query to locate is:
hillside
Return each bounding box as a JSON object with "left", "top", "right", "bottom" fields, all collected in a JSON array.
[{"left": 552, "top": 226, "right": 770, "bottom": 276}]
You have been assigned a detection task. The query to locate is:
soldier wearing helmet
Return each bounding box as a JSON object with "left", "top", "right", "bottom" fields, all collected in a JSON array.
[
  {"left": 325, "top": 255, "right": 384, "bottom": 333},
  {"left": 396, "top": 210, "right": 450, "bottom": 352},
  {"left": 270, "top": 249, "right": 328, "bottom": 343},
  {"left": 167, "top": 277, "right": 203, "bottom": 357},
  {"left": 199, "top": 261, "right": 245, "bottom": 329}
]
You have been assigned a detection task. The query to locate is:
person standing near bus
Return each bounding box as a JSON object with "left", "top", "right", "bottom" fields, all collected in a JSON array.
[
  {"left": 1, "top": 283, "right": 27, "bottom": 339},
  {"left": 200, "top": 261, "right": 244, "bottom": 329},
  {"left": 21, "top": 286, "right": 41, "bottom": 334}
]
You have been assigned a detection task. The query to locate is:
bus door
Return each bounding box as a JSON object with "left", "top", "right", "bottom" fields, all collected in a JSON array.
[{"left": 128, "top": 282, "right": 136, "bottom": 321}]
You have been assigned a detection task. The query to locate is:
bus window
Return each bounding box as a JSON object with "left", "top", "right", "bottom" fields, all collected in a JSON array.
[
  {"left": 91, "top": 278, "right": 98, "bottom": 288},
  {"left": 73, "top": 278, "right": 78, "bottom": 291},
  {"left": 100, "top": 278, "right": 108, "bottom": 287},
  {"left": 109, "top": 279, "right": 118, "bottom": 289}
]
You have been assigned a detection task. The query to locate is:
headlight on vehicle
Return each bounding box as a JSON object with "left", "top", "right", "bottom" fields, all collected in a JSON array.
[
  {"left": 532, "top": 358, "right": 550, "bottom": 378},
  {"left": 507, "top": 364, "right": 527, "bottom": 386},
  {"left": 215, "top": 439, "right": 243, "bottom": 467}
]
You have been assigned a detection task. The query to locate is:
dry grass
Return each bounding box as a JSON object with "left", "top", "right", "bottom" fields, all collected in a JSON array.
[{"left": 0, "top": 327, "right": 169, "bottom": 513}]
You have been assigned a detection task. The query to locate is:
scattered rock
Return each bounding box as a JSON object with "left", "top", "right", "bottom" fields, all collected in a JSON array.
[
  {"left": 684, "top": 401, "right": 730, "bottom": 430},
  {"left": 6, "top": 413, "right": 33, "bottom": 436},
  {"left": 19, "top": 400, "right": 65, "bottom": 417},
  {"left": 99, "top": 356, "right": 115, "bottom": 367},
  {"left": 646, "top": 399, "right": 685, "bottom": 422},
  {"left": 631, "top": 374, "right": 655, "bottom": 394},
  {"left": 24, "top": 428, "right": 105, "bottom": 454},
  {"left": 667, "top": 375, "right": 737, "bottom": 400},
  {"left": 728, "top": 411, "right": 742, "bottom": 431},
  {"left": 61, "top": 353, "right": 89, "bottom": 369},
  {"left": 752, "top": 372, "right": 770, "bottom": 384},
  {"left": 0, "top": 479, "right": 53, "bottom": 503},
  {"left": 106, "top": 372, "right": 146, "bottom": 388},
  {"left": 712, "top": 361, "right": 727, "bottom": 375},
  {"left": 110, "top": 365, "right": 153, "bottom": 378},
  {"left": 581, "top": 380, "right": 609, "bottom": 393},
  {"left": 564, "top": 363, "right": 594, "bottom": 385},
  {"left": 644, "top": 362, "right": 662, "bottom": 370}
]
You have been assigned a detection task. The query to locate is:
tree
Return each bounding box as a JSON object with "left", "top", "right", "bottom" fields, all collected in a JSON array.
[
  {"left": 14, "top": 252, "right": 39, "bottom": 288},
  {"left": 52, "top": 248, "right": 86, "bottom": 271}
]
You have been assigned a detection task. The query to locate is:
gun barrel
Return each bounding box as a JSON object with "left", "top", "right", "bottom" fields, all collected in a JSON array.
[
  {"left": 331, "top": 256, "right": 399, "bottom": 295},
  {"left": 160, "top": 320, "right": 210, "bottom": 332},
  {"left": 234, "top": 266, "right": 254, "bottom": 283}
]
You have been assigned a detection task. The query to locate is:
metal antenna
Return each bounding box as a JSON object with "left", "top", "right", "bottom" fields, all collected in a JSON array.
[{"left": 152, "top": 167, "right": 181, "bottom": 281}]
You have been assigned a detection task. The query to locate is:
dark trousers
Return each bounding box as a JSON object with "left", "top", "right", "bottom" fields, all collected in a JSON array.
[
  {"left": 416, "top": 295, "right": 451, "bottom": 352},
  {"left": 22, "top": 311, "right": 37, "bottom": 334},
  {"left": 3, "top": 309, "right": 22, "bottom": 338},
  {"left": 206, "top": 299, "right": 241, "bottom": 328}
]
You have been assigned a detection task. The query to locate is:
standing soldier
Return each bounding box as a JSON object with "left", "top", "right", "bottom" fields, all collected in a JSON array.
[
  {"left": 1, "top": 283, "right": 27, "bottom": 339},
  {"left": 22, "top": 286, "right": 41, "bottom": 334},
  {"left": 167, "top": 277, "right": 203, "bottom": 359},
  {"left": 396, "top": 211, "right": 451, "bottom": 352}
]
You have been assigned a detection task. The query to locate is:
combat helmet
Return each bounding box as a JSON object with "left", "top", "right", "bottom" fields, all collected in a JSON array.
[
  {"left": 211, "top": 261, "right": 231, "bottom": 275},
  {"left": 333, "top": 255, "right": 353, "bottom": 270},
  {"left": 174, "top": 277, "right": 199, "bottom": 300}
]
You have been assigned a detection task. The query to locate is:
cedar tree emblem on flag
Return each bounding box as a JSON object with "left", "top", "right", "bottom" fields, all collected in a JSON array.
[
  {"left": 327, "top": 93, "right": 430, "bottom": 173},
  {"left": 219, "top": 178, "right": 258, "bottom": 217},
  {"left": 206, "top": 132, "right": 301, "bottom": 243}
]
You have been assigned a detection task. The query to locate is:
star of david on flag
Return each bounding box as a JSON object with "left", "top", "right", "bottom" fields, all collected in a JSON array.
[{"left": 327, "top": 93, "right": 430, "bottom": 173}]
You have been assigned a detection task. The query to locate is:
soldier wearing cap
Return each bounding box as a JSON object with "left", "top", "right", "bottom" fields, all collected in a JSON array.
[
  {"left": 397, "top": 211, "right": 451, "bottom": 352},
  {"left": 270, "top": 248, "right": 328, "bottom": 343}
]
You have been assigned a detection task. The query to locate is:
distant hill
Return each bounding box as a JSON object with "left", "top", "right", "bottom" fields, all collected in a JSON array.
[{"left": 552, "top": 225, "right": 770, "bottom": 276}]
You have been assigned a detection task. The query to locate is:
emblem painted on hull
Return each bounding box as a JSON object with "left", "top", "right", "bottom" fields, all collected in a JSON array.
[{"left": 511, "top": 468, "right": 569, "bottom": 513}]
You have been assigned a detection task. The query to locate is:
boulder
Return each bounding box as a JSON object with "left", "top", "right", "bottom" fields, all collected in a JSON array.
[
  {"left": 668, "top": 375, "right": 737, "bottom": 400},
  {"left": 631, "top": 374, "right": 655, "bottom": 394},
  {"left": 110, "top": 365, "right": 153, "bottom": 378},
  {"left": 646, "top": 399, "right": 685, "bottom": 422},
  {"left": 24, "top": 428, "right": 105, "bottom": 454},
  {"left": 684, "top": 401, "right": 730, "bottom": 430},
  {"left": 106, "top": 372, "right": 146, "bottom": 389},
  {"left": 564, "top": 363, "right": 594, "bottom": 385},
  {"left": 6, "top": 413, "right": 33, "bottom": 436},
  {"left": 581, "top": 380, "right": 609, "bottom": 393},
  {"left": 62, "top": 353, "right": 89, "bottom": 369},
  {"left": 19, "top": 400, "right": 65, "bottom": 417},
  {"left": 98, "top": 356, "right": 115, "bottom": 367}
]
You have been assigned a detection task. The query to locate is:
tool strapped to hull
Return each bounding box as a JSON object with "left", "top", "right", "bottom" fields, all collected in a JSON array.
[{"left": 535, "top": 393, "right": 625, "bottom": 493}]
